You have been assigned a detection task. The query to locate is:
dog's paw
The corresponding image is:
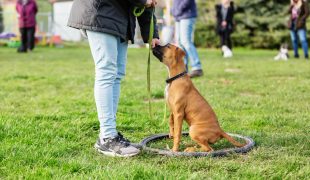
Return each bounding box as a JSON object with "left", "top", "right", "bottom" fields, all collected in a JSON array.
[
  {"left": 184, "top": 147, "right": 196, "bottom": 152},
  {"left": 168, "top": 133, "right": 174, "bottom": 139},
  {"left": 172, "top": 147, "right": 179, "bottom": 152}
]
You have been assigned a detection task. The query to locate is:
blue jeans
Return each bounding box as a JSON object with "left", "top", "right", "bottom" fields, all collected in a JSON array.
[
  {"left": 175, "top": 18, "right": 202, "bottom": 71},
  {"left": 290, "top": 29, "right": 309, "bottom": 58},
  {"left": 87, "top": 30, "right": 128, "bottom": 139}
]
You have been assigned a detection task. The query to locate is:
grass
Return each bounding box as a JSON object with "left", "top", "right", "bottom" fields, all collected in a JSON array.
[{"left": 0, "top": 45, "right": 309, "bottom": 179}]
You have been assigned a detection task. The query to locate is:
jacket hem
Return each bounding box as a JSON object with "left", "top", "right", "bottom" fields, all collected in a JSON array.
[{"left": 67, "top": 22, "right": 127, "bottom": 41}]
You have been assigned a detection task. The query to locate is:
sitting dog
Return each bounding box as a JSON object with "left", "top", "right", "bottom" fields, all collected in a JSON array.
[
  {"left": 274, "top": 44, "right": 289, "bottom": 61},
  {"left": 222, "top": 45, "right": 233, "bottom": 58},
  {"left": 152, "top": 44, "right": 245, "bottom": 152}
]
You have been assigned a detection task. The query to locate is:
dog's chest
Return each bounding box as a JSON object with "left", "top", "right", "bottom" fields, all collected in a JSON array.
[{"left": 165, "top": 84, "right": 170, "bottom": 101}]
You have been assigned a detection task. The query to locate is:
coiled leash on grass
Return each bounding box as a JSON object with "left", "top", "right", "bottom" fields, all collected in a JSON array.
[
  {"left": 139, "top": 132, "right": 255, "bottom": 157},
  {"left": 133, "top": 7, "right": 154, "bottom": 119}
]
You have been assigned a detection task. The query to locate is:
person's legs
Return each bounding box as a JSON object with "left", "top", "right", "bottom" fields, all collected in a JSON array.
[
  {"left": 18, "top": 28, "right": 27, "bottom": 52},
  {"left": 175, "top": 21, "right": 188, "bottom": 71},
  {"left": 113, "top": 39, "right": 128, "bottom": 116},
  {"left": 179, "top": 18, "right": 202, "bottom": 71},
  {"left": 220, "top": 32, "right": 225, "bottom": 47},
  {"left": 87, "top": 30, "right": 119, "bottom": 139},
  {"left": 87, "top": 30, "right": 139, "bottom": 157},
  {"left": 27, "top": 27, "right": 36, "bottom": 51},
  {"left": 297, "top": 29, "right": 309, "bottom": 58},
  {"left": 226, "top": 31, "right": 232, "bottom": 50},
  {"left": 290, "top": 30, "right": 299, "bottom": 57}
]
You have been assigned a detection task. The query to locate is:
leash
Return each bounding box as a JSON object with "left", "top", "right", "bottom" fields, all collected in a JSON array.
[
  {"left": 134, "top": 7, "right": 169, "bottom": 123},
  {"left": 133, "top": 7, "right": 154, "bottom": 119}
]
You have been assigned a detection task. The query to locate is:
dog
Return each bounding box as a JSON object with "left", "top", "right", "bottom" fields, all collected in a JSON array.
[
  {"left": 152, "top": 44, "right": 245, "bottom": 152},
  {"left": 222, "top": 45, "right": 233, "bottom": 58},
  {"left": 274, "top": 44, "right": 289, "bottom": 61}
]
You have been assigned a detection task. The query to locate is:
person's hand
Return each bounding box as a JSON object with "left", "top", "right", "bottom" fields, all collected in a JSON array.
[
  {"left": 221, "top": 21, "right": 227, "bottom": 27},
  {"left": 145, "top": 0, "right": 157, "bottom": 8},
  {"left": 151, "top": 38, "right": 160, "bottom": 48}
]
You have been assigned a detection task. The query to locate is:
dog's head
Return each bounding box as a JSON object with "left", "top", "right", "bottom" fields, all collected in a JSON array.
[
  {"left": 281, "top": 43, "right": 288, "bottom": 49},
  {"left": 152, "top": 43, "right": 186, "bottom": 68}
]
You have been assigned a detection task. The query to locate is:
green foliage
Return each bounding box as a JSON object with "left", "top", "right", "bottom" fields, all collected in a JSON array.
[
  {"left": 195, "top": 0, "right": 306, "bottom": 48},
  {"left": 0, "top": 4, "right": 3, "bottom": 33},
  {"left": 0, "top": 47, "right": 310, "bottom": 178}
]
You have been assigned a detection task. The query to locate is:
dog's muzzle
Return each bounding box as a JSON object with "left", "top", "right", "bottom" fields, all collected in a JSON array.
[{"left": 152, "top": 45, "right": 164, "bottom": 62}]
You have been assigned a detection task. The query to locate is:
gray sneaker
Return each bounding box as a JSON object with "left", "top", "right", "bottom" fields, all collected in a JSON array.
[
  {"left": 189, "top": 69, "right": 203, "bottom": 78},
  {"left": 94, "top": 133, "right": 140, "bottom": 157}
]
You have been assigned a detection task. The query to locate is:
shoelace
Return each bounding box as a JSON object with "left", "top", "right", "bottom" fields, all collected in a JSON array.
[{"left": 117, "top": 132, "right": 131, "bottom": 146}]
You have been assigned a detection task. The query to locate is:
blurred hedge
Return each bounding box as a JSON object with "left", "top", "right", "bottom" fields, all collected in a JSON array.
[
  {"left": 195, "top": 0, "right": 308, "bottom": 49},
  {"left": 0, "top": 5, "right": 3, "bottom": 33}
]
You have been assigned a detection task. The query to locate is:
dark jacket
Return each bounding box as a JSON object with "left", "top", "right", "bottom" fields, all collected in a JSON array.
[
  {"left": 16, "top": 0, "right": 38, "bottom": 28},
  {"left": 288, "top": 1, "right": 309, "bottom": 30},
  {"left": 67, "top": 0, "right": 159, "bottom": 43},
  {"left": 171, "top": 0, "right": 197, "bottom": 21},
  {"left": 215, "top": 2, "right": 234, "bottom": 34}
]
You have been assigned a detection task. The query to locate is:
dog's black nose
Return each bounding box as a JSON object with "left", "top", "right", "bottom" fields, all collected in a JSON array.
[{"left": 152, "top": 45, "right": 161, "bottom": 51}]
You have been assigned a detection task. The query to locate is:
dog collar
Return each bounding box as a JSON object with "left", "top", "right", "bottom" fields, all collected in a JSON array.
[{"left": 166, "top": 71, "right": 188, "bottom": 84}]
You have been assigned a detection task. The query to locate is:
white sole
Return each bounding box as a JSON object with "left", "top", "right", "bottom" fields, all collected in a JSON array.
[{"left": 94, "top": 143, "right": 140, "bottom": 157}]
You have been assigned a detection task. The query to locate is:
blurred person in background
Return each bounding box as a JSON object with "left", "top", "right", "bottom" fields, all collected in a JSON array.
[
  {"left": 16, "top": 0, "right": 38, "bottom": 53},
  {"left": 288, "top": 0, "right": 309, "bottom": 59},
  {"left": 216, "top": 0, "right": 234, "bottom": 51},
  {"left": 172, "top": 0, "right": 203, "bottom": 78}
]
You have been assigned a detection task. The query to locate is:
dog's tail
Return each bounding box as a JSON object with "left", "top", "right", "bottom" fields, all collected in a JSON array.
[{"left": 221, "top": 132, "right": 246, "bottom": 147}]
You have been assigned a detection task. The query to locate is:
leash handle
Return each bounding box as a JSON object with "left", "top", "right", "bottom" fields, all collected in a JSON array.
[{"left": 133, "top": 6, "right": 145, "bottom": 17}]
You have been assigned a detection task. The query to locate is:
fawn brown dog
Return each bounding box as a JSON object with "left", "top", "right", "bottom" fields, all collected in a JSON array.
[{"left": 152, "top": 44, "right": 245, "bottom": 152}]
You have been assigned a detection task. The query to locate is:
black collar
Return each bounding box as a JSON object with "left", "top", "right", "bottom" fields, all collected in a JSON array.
[{"left": 166, "top": 71, "right": 187, "bottom": 84}]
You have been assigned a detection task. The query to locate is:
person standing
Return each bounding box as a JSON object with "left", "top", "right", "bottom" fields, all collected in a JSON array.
[
  {"left": 172, "top": 0, "right": 203, "bottom": 78},
  {"left": 216, "top": 0, "right": 234, "bottom": 50},
  {"left": 67, "top": 0, "right": 160, "bottom": 157},
  {"left": 16, "top": 0, "right": 38, "bottom": 53},
  {"left": 288, "top": 0, "right": 309, "bottom": 59}
]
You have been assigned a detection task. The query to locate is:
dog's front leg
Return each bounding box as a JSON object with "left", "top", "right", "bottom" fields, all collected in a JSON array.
[
  {"left": 169, "top": 113, "right": 174, "bottom": 139},
  {"left": 172, "top": 113, "right": 184, "bottom": 152}
]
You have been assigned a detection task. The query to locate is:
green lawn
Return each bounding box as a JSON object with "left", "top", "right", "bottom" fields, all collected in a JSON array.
[{"left": 0, "top": 46, "right": 309, "bottom": 179}]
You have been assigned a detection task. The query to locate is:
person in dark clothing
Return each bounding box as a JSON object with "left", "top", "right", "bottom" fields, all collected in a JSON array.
[
  {"left": 216, "top": 0, "right": 234, "bottom": 50},
  {"left": 67, "top": 0, "right": 160, "bottom": 157},
  {"left": 288, "top": 0, "right": 309, "bottom": 59},
  {"left": 16, "top": 0, "right": 38, "bottom": 53}
]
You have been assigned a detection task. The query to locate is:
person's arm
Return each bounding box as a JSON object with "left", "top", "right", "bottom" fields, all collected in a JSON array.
[
  {"left": 174, "top": 0, "right": 192, "bottom": 17},
  {"left": 128, "top": 0, "right": 146, "bottom": 7},
  {"left": 215, "top": 4, "right": 222, "bottom": 25},
  {"left": 227, "top": 2, "right": 234, "bottom": 23},
  {"left": 34, "top": 1, "right": 38, "bottom": 14},
  {"left": 301, "top": 1, "right": 309, "bottom": 20},
  {"left": 128, "top": 0, "right": 156, "bottom": 8},
  {"left": 16, "top": 3, "right": 20, "bottom": 14},
  {"left": 137, "top": 7, "right": 159, "bottom": 44}
]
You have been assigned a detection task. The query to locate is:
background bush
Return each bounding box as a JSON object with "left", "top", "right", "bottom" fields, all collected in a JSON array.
[
  {"left": 195, "top": 0, "right": 309, "bottom": 49},
  {"left": 0, "top": 5, "right": 3, "bottom": 33}
]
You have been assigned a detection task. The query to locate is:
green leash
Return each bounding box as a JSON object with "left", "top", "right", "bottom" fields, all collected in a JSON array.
[{"left": 133, "top": 7, "right": 154, "bottom": 119}]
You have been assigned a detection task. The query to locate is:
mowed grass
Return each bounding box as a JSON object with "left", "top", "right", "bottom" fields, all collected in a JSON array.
[{"left": 0, "top": 45, "right": 309, "bottom": 179}]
